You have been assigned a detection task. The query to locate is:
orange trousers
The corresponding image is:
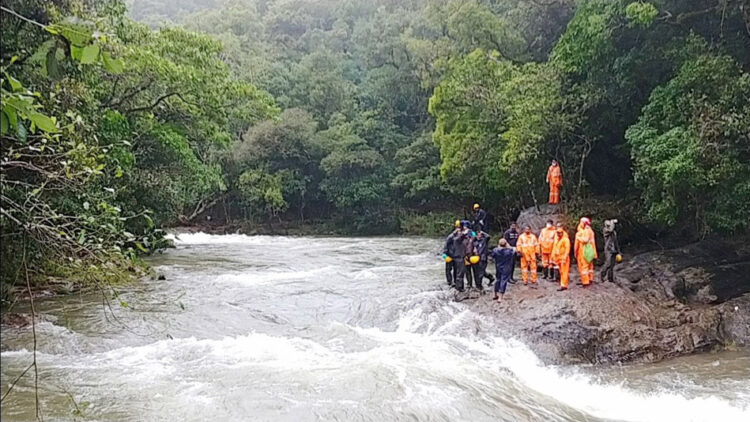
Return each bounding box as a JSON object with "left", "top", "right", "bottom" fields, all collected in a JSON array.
[
  {"left": 557, "top": 259, "right": 570, "bottom": 288},
  {"left": 541, "top": 252, "right": 552, "bottom": 268},
  {"left": 549, "top": 185, "right": 560, "bottom": 204},
  {"left": 577, "top": 255, "right": 594, "bottom": 285},
  {"left": 520, "top": 253, "right": 537, "bottom": 283}
]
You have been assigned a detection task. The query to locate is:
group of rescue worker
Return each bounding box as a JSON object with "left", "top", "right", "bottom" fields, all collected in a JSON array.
[{"left": 441, "top": 161, "right": 622, "bottom": 302}]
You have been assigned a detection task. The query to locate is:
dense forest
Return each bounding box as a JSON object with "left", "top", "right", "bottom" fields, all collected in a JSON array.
[{"left": 2, "top": 0, "right": 749, "bottom": 297}]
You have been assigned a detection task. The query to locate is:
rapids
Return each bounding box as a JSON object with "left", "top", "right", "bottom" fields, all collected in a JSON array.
[{"left": 1, "top": 233, "right": 749, "bottom": 421}]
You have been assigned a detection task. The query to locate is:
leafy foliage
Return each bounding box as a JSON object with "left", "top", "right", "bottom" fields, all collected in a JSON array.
[{"left": 627, "top": 55, "right": 750, "bottom": 235}]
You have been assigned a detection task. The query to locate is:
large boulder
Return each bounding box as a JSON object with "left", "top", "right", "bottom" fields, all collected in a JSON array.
[
  {"left": 465, "top": 237, "right": 750, "bottom": 365},
  {"left": 516, "top": 204, "right": 566, "bottom": 233}
]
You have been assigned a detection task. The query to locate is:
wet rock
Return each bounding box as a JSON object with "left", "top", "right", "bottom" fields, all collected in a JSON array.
[
  {"left": 718, "top": 294, "right": 750, "bottom": 347},
  {"left": 516, "top": 204, "right": 565, "bottom": 233},
  {"left": 465, "top": 238, "right": 750, "bottom": 365}
]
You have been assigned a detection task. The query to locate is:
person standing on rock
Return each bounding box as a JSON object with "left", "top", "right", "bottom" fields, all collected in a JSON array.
[
  {"left": 471, "top": 231, "right": 491, "bottom": 293},
  {"left": 503, "top": 222, "right": 520, "bottom": 283},
  {"left": 462, "top": 223, "right": 476, "bottom": 289},
  {"left": 574, "top": 217, "right": 598, "bottom": 287},
  {"left": 446, "top": 222, "right": 472, "bottom": 292},
  {"left": 601, "top": 219, "right": 621, "bottom": 283},
  {"left": 517, "top": 225, "right": 540, "bottom": 287},
  {"left": 539, "top": 220, "right": 557, "bottom": 280},
  {"left": 546, "top": 159, "right": 563, "bottom": 205},
  {"left": 473, "top": 203, "right": 488, "bottom": 234},
  {"left": 553, "top": 223, "right": 571, "bottom": 291},
  {"left": 442, "top": 220, "right": 461, "bottom": 287},
  {"left": 489, "top": 238, "right": 515, "bottom": 302}
]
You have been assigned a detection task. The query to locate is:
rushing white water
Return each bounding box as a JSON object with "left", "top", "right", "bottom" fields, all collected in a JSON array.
[{"left": 2, "top": 233, "right": 749, "bottom": 421}]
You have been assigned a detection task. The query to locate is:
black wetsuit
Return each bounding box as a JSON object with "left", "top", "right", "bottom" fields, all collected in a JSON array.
[
  {"left": 601, "top": 228, "right": 620, "bottom": 283},
  {"left": 503, "top": 228, "right": 519, "bottom": 281},
  {"left": 472, "top": 234, "right": 491, "bottom": 289},
  {"left": 443, "top": 233, "right": 457, "bottom": 286},
  {"left": 447, "top": 230, "right": 471, "bottom": 291},
  {"left": 474, "top": 208, "right": 487, "bottom": 233}
]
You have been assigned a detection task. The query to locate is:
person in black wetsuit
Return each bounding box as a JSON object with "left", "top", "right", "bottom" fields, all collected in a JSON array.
[
  {"left": 442, "top": 221, "right": 461, "bottom": 286},
  {"left": 601, "top": 219, "right": 621, "bottom": 283},
  {"left": 446, "top": 224, "right": 472, "bottom": 292},
  {"left": 489, "top": 239, "right": 515, "bottom": 302},
  {"left": 473, "top": 203, "right": 487, "bottom": 234},
  {"left": 471, "top": 231, "right": 492, "bottom": 293},
  {"left": 503, "top": 222, "right": 520, "bottom": 283}
]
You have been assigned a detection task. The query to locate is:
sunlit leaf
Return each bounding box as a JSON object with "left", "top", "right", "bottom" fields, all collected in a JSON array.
[
  {"left": 80, "top": 44, "right": 100, "bottom": 64},
  {"left": 102, "top": 52, "right": 124, "bottom": 74},
  {"left": 28, "top": 112, "right": 57, "bottom": 133}
]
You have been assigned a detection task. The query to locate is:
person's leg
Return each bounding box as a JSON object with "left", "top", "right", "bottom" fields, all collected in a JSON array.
[
  {"left": 482, "top": 261, "right": 494, "bottom": 285},
  {"left": 520, "top": 254, "right": 529, "bottom": 284},
  {"left": 455, "top": 260, "right": 465, "bottom": 291},
  {"left": 601, "top": 253, "right": 612, "bottom": 283},
  {"left": 509, "top": 253, "right": 517, "bottom": 283},
  {"left": 530, "top": 255, "right": 538, "bottom": 284},
  {"left": 560, "top": 260, "right": 569, "bottom": 289},
  {"left": 582, "top": 260, "right": 593, "bottom": 285},
  {"left": 577, "top": 255, "right": 589, "bottom": 285},
  {"left": 550, "top": 185, "right": 560, "bottom": 204},
  {"left": 445, "top": 261, "right": 454, "bottom": 286},
  {"left": 473, "top": 262, "right": 484, "bottom": 289},
  {"left": 465, "top": 261, "right": 473, "bottom": 288}
]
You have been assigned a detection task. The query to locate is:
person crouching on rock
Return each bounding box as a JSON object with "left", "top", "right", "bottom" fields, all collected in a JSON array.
[
  {"left": 552, "top": 223, "right": 571, "bottom": 291},
  {"left": 489, "top": 239, "right": 515, "bottom": 302}
]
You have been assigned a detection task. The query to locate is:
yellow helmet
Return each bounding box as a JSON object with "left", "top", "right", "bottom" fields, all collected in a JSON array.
[
  {"left": 473, "top": 203, "right": 480, "bottom": 210},
  {"left": 455, "top": 220, "right": 461, "bottom": 228},
  {"left": 615, "top": 254, "right": 623, "bottom": 263},
  {"left": 469, "top": 255, "right": 480, "bottom": 264},
  {"left": 445, "top": 255, "right": 453, "bottom": 263}
]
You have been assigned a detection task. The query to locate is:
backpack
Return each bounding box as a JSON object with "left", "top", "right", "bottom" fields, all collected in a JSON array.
[{"left": 584, "top": 243, "right": 596, "bottom": 263}]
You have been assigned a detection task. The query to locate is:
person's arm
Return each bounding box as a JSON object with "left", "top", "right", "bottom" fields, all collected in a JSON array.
[{"left": 546, "top": 167, "right": 550, "bottom": 184}]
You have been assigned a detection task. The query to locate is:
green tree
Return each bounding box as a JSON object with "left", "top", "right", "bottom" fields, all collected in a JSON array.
[{"left": 627, "top": 54, "right": 750, "bottom": 235}]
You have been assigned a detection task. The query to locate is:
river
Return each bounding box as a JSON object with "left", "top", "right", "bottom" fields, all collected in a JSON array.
[{"left": 1, "top": 233, "right": 749, "bottom": 421}]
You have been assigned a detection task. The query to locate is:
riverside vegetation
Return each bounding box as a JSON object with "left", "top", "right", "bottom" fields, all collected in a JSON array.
[{"left": 2, "top": 0, "right": 749, "bottom": 299}]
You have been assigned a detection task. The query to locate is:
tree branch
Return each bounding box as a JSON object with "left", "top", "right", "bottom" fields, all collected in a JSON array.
[{"left": 124, "top": 92, "right": 181, "bottom": 114}]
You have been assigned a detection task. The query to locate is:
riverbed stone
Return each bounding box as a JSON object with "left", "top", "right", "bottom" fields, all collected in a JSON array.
[{"left": 464, "top": 238, "right": 750, "bottom": 365}]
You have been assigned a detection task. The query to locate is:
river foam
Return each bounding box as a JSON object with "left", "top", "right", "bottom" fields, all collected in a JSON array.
[{"left": 2, "top": 234, "right": 748, "bottom": 421}]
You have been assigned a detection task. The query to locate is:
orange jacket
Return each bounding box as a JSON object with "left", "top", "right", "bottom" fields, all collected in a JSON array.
[
  {"left": 517, "top": 233, "right": 539, "bottom": 256},
  {"left": 539, "top": 226, "right": 557, "bottom": 254},
  {"left": 574, "top": 226, "right": 598, "bottom": 259},
  {"left": 552, "top": 233, "right": 571, "bottom": 264},
  {"left": 547, "top": 165, "right": 562, "bottom": 187}
]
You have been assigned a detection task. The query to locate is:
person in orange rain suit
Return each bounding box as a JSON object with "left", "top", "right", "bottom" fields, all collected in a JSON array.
[
  {"left": 546, "top": 159, "right": 563, "bottom": 205},
  {"left": 538, "top": 219, "right": 557, "bottom": 280},
  {"left": 574, "top": 217, "right": 598, "bottom": 287},
  {"left": 552, "top": 223, "right": 571, "bottom": 291},
  {"left": 517, "top": 225, "right": 540, "bottom": 287}
]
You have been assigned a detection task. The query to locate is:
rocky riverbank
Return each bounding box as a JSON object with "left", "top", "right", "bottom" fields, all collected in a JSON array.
[{"left": 464, "top": 239, "right": 750, "bottom": 365}]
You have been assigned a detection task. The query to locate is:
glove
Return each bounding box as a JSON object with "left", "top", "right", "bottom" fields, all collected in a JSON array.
[
  {"left": 471, "top": 231, "right": 476, "bottom": 237},
  {"left": 442, "top": 253, "right": 447, "bottom": 260}
]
